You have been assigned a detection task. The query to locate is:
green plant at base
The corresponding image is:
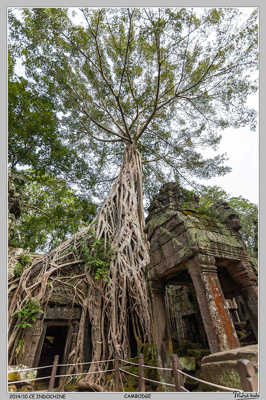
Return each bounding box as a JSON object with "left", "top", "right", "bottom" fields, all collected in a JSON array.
[
  {"left": 15, "top": 338, "right": 25, "bottom": 355},
  {"left": 14, "top": 253, "right": 33, "bottom": 278},
  {"left": 13, "top": 299, "right": 44, "bottom": 328}
]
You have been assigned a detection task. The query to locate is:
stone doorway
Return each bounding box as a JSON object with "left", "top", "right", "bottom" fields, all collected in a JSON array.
[
  {"left": 83, "top": 311, "right": 93, "bottom": 370},
  {"left": 126, "top": 294, "right": 138, "bottom": 358},
  {"left": 37, "top": 323, "right": 70, "bottom": 386}
]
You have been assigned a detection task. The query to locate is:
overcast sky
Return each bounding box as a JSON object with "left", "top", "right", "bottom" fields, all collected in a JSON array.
[
  {"left": 196, "top": 92, "right": 258, "bottom": 204},
  {"left": 198, "top": 124, "right": 258, "bottom": 204}
]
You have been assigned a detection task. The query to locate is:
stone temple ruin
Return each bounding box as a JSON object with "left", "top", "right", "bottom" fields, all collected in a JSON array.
[
  {"left": 145, "top": 182, "right": 258, "bottom": 367},
  {"left": 8, "top": 253, "right": 92, "bottom": 388},
  {"left": 8, "top": 182, "right": 258, "bottom": 390}
]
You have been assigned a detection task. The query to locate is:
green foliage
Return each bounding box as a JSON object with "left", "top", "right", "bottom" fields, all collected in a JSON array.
[
  {"left": 13, "top": 299, "right": 44, "bottom": 329},
  {"left": 9, "top": 170, "right": 97, "bottom": 252},
  {"left": 15, "top": 339, "right": 25, "bottom": 355},
  {"left": 8, "top": 7, "right": 258, "bottom": 200},
  {"left": 79, "top": 231, "right": 112, "bottom": 282},
  {"left": 14, "top": 254, "right": 32, "bottom": 278},
  {"left": 8, "top": 48, "right": 95, "bottom": 192},
  {"left": 199, "top": 185, "right": 258, "bottom": 257},
  {"left": 179, "top": 187, "right": 195, "bottom": 203},
  {"left": 229, "top": 196, "right": 258, "bottom": 257},
  {"left": 8, "top": 45, "right": 98, "bottom": 251}
]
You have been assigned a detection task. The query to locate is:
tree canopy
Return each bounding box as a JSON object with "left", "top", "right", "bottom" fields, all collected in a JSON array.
[
  {"left": 8, "top": 169, "right": 96, "bottom": 252},
  {"left": 8, "top": 47, "right": 97, "bottom": 252},
  {"left": 9, "top": 7, "right": 258, "bottom": 200},
  {"left": 8, "top": 48, "right": 96, "bottom": 191}
]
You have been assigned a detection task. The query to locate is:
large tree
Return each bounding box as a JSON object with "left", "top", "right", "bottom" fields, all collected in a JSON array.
[{"left": 8, "top": 7, "right": 258, "bottom": 388}]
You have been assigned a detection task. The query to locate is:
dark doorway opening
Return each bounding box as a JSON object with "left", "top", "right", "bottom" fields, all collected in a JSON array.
[
  {"left": 182, "top": 314, "right": 202, "bottom": 343},
  {"left": 128, "top": 313, "right": 138, "bottom": 358},
  {"left": 126, "top": 294, "right": 138, "bottom": 358},
  {"left": 37, "top": 324, "right": 69, "bottom": 386},
  {"left": 83, "top": 312, "right": 92, "bottom": 371}
]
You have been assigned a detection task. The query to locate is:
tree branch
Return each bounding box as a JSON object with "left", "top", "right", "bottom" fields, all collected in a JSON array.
[
  {"left": 136, "top": 13, "right": 162, "bottom": 140},
  {"left": 79, "top": 119, "right": 123, "bottom": 143},
  {"left": 142, "top": 156, "right": 164, "bottom": 164},
  {"left": 178, "top": 50, "right": 220, "bottom": 96},
  {"left": 68, "top": 84, "right": 131, "bottom": 142},
  {"left": 118, "top": 9, "right": 135, "bottom": 98},
  {"left": 92, "top": 11, "right": 132, "bottom": 142}
]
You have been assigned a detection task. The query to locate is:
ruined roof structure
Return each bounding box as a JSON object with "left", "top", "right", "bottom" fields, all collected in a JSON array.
[
  {"left": 146, "top": 182, "right": 247, "bottom": 267},
  {"left": 145, "top": 182, "right": 258, "bottom": 368}
]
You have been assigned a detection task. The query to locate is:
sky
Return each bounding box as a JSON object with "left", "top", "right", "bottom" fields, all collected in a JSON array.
[
  {"left": 11, "top": 7, "right": 259, "bottom": 205},
  {"left": 198, "top": 125, "right": 258, "bottom": 204},
  {"left": 196, "top": 93, "right": 258, "bottom": 204}
]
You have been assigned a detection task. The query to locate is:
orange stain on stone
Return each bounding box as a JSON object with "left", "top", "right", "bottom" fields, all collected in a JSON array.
[{"left": 208, "top": 276, "right": 239, "bottom": 349}]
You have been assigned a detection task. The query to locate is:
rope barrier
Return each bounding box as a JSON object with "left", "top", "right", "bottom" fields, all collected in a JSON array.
[
  {"left": 142, "top": 376, "right": 175, "bottom": 388},
  {"left": 8, "top": 369, "right": 116, "bottom": 385},
  {"left": 9, "top": 365, "right": 54, "bottom": 373},
  {"left": 177, "top": 369, "right": 243, "bottom": 392},
  {"left": 57, "top": 359, "right": 114, "bottom": 368},
  {"left": 10, "top": 358, "right": 115, "bottom": 373},
  {"left": 119, "top": 368, "right": 175, "bottom": 388},
  {"left": 119, "top": 368, "right": 139, "bottom": 379},
  {"left": 54, "top": 369, "right": 116, "bottom": 379},
  {"left": 120, "top": 359, "right": 172, "bottom": 371},
  {"left": 8, "top": 357, "right": 245, "bottom": 392},
  {"left": 119, "top": 359, "right": 139, "bottom": 367},
  {"left": 142, "top": 364, "right": 172, "bottom": 371}
]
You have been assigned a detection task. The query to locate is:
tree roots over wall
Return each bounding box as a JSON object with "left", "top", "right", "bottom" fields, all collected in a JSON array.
[{"left": 8, "top": 144, "right": 152, "bottom": 390}]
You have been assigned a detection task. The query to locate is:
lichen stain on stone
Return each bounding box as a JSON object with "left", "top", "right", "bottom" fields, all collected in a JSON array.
[{"left": 208, "top": 276, "right": 239, "bottom": 349}]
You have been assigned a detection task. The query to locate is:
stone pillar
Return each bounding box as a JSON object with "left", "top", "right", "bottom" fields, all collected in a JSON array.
[
  {"left": 227, "top": 254, "right": 258, "bottom": 340},
  {"left": 150, "top": 280, "right": 172, "bottom": 368},
  {"left": 187, "top": 254, "right": 240, "bottom": 353},
  {"left": 23, "top": 319, "right": 46, "bottom": 367}
]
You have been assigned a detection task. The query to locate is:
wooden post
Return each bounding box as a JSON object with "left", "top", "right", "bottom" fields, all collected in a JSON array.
[
  {"left": 138, "top": 353, "right": 145, "bottom": 392},
  {"left": 114, "top": 352, "right": 120, "bottom": 392},
  {"left": 172, "top": 354, "right": 187, "bottom": 392},
  {"left": 48, "top": 354, "right": 59, "bottom": 392},
  {"left": 237, "top": 359, "right": 258, "bottom": 392},
  {"left": 172, "top": 354, "right": 180, "bottom": 391}
]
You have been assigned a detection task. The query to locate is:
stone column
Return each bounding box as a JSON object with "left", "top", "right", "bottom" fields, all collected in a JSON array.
[
  {"left": 187, "top": 254, "right": 240, "bottom": 353},
  {"left": 23, "top": 319, "right": 46, "bottom": 367},
  {"left": 227, "top": 253, "right": 258, "bottom": 340},
  {"left": 150, "top": 280, "right": 172, "bottom": 368}
]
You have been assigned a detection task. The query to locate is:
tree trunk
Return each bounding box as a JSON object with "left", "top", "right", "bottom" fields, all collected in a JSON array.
[
  {"left": 8, "top": 144, "right": 152, "bottom": 390},
  {"left": 79, "top": 143, "right": 152, "bottom": 388}
]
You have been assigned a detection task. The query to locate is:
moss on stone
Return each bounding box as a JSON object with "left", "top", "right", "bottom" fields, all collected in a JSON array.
[
  {"left": 145, "top": 211, "right": 179, "bottom": 239},
  {"left": 179, "top": 357, "right": 196, "bottom": 371},
  {"left": 63, "top": 384, "right": 80, "bottom": 392},
  {"left": 122, "top": 343, "right": 168, "bottom": 392},
  {"left": 8, "top": 385, "right": 17, "bottom": 392}
]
